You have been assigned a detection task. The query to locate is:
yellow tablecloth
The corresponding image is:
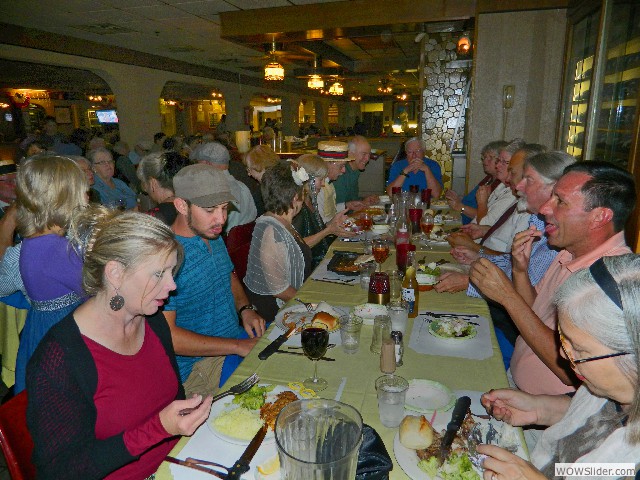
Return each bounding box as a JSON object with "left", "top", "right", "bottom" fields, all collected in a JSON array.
[
  {"left": 157, "top": 246, "right": 508, "bottom": 480},
  {"left": 0, "top": 303, "right": 27, "bottom": 387}
]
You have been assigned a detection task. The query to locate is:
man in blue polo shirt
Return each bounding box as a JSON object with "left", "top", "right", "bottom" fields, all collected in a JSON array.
[
  {"left": 386, "top": 137, "right": 443, "bottom": 197},
  {"left": 164, "top": 164, "right": 266, "bottom": 397}
]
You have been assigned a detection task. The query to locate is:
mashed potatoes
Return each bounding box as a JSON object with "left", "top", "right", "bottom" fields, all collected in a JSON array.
[{"left": 212, "top": 407, "right": 264, "bottom": 440}]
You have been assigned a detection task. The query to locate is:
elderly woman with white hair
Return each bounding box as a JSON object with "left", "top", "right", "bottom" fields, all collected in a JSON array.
[
  {"left": 479, "top": 254, "right": 640, "bottom": 479},
  {"left": 291, "top": 154, "right": 356, "bottom": 268}
]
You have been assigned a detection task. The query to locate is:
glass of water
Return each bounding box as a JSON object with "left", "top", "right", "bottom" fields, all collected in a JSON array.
[
  {"left": 375, "top": 374, "right": 409, "bottom": 428},
  {"left": 339, "top": 315, "right": 363, "bottom": 354}
]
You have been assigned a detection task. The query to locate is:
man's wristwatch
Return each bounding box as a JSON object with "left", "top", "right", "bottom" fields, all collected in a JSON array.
[
  {"left": 238, "top": 304, "right": 257, "bottom": 318},
  {"left": 400, "top": 170, "right": 408, "bottom": 176},
  {"left": 460, "top": 206, "right": 466, "bottom": 213}
]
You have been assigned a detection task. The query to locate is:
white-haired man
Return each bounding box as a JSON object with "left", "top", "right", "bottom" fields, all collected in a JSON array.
[{"left": 191, "top": 141, "right": 257, "bottom": 233}]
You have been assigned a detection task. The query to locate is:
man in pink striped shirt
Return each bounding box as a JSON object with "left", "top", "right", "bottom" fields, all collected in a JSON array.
[{"left": 470, "top": 161, "right": 636, "bottom": 395}]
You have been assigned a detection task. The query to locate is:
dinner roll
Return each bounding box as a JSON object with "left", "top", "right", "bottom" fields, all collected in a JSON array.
[
  {"left": 399, "top": 415, "right": 434, "bottom": 450},
  {"left": 311, "top": 312, "right": 338, "bottom": 330}
]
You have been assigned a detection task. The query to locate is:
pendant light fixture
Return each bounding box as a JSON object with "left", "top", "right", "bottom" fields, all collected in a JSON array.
[{"left": 264, "top": 40, "right": 284, "bottom": 81}]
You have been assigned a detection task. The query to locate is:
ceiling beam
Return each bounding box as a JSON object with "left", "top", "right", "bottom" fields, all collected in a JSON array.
[
  {"left": 220, "top": 0, "right": 476, "bottom": 38},
  {"left": 477, "top": 0, "right": 569, "bottom": 13}
]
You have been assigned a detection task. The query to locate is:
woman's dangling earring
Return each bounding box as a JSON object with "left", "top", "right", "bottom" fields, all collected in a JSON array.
[{"left": 110, "top": 288, "right": 125, "bottom": 311}]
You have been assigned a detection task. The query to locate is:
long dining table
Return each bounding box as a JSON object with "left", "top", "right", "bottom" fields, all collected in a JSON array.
[{"left": 157, "top": 234, "right": 515, "bottom": 480}]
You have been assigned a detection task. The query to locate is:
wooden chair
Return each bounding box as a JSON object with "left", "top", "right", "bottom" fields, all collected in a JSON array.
[
  {"left": 225, "top": 221, "right": 256, "bottom": 282},
  {"left": 0, "top": 391, "right": 36, "bottom": 480}
]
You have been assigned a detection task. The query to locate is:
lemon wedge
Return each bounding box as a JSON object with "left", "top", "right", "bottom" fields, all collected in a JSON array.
[{"left": 257, "top": 455, "right": 280, "bottom": 476}]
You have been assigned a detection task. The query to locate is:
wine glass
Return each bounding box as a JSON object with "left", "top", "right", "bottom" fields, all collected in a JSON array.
[
  {"left": 372, "top": 238, "right": 390, "bottom": 271},
  {"left": 301, "top": 323, "right": 330, "bottom": 391},
  {"left": 420, "top": 210, "right": 434, "bottom": 249},
  {"left": 359, "top": 212, "right": 373, "bottom": 241}
]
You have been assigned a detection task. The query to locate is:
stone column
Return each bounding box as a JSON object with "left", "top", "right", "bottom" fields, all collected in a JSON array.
[
  {"left": 218, "top": 84, "right": 254, "bottom": 133},
  {"left": 314, "top": 100, "right": 329, "bottom": 134},
  {"left": 280, "top": 94, "right": 300, "bottom": 136}
]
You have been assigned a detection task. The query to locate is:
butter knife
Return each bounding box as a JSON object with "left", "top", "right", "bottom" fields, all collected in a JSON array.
[
  {"left": 438, "top": 396, "right": 471, "bottom": 465},
  {"left": 258, "top": 324, "right": 296, "bottom": 360},
  {"left": 227, "top": 425, "right": 268, "bottom": 479}
]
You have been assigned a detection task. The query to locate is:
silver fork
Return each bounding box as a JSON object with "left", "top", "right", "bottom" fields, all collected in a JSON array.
[
  {"left": 178, "top": 372, "right": 260, "bottom": 416},
  {"left": 295, "top": 298, "right": 315, "bottom": 312}
]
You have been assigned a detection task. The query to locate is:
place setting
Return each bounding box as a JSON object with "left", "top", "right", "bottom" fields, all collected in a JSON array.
[
  {"left": 407, "top": 311, "right": 493, "bottom": 360},
  {"left": 390, "top": 387, "right": 529, "bottom": 480}
]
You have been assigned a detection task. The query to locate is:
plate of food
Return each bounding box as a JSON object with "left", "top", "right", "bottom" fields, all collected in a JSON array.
[
  {"left": 327, "top": 251, "right": 361, "bottom": 276},
  {"left": 351, "top": 302, "right": 388, "bottom": 325},
  {"left": 428, "top": 318, "right": 477, "bottom": 341},
  {"left": 274, "top": 302, "right": 343, "bottom": 333},
  {"left": 208, "top": 384, "right": 299, "bottom": 445},
  {"left": 429, "top": 200, "right": 450, "bottom": 210},
  {"left": 394, "top": 412, "right": 525, "bottom": 480},
  {"left": 405, "top": 379, "right": 456, "bottom": 414}
]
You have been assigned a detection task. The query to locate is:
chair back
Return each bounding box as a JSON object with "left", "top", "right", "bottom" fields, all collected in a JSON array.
[
  {"left": 0, "top": 391, "right": 36, "bottom": 480},
  {"left": 225, "top": 221, "right": 256, "bottom": 282}
]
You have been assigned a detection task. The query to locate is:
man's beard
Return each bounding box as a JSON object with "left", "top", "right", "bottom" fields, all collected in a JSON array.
[{"left": 187, "top": 207, "right": 221, "bottom": 240}]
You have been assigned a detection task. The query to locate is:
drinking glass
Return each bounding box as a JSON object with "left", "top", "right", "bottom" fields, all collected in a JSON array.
[
  {"left": 375, "top": 375, "right": 409, "bottom": 427},
  {"left": 301, "top": 323, "right": 330, "bottom": 391},
  {"left": 339, "top": 315, "right": 363, "bottom": 354},
  {"left": 370, "top": 315, "right": 391, "bottom": 354},
  {"left": 359, "top": 212, "right": 373, "bottom": 240},
  {"left": 420, "top": 210, "right": 434, "bottom": 249},
  {"left": 388, "top": 270, "right": 402, "bottom": 303},
  {"left": 372, "top": 238, "right": 390, "bottom": 271}
]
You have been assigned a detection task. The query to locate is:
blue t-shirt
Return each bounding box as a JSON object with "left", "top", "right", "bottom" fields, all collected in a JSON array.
[
  {"left": 93, "top": 175, "right": 137, "bottom": 209},
  {"left": 461, "top": 185, "right": 479, "bottom": 224},
  {"left": 387, "top": 157, "right": 443, "bottom": 191},
  {"left": 164, "top": 235, "right": 242, "bottom": 381}
]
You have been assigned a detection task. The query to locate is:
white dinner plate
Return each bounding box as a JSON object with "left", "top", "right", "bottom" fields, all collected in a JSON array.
[
  {"left": 207, "top": 385, "right": 295, "bottom": 445},
  {"left": 393, "top": 416, "right": 527, "bottom": 480},
  {"left": 404, "top": 379, "right": 455, "bottom": 414},
  {"left": 274, "top": 304, "right": 345, "bottom": 334}
]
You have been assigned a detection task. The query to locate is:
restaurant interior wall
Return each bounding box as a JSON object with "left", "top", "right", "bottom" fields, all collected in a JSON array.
[
  {"left": 0, "top": 43, "right": 314, "bottom": 149},
  {"left": 467, "top": 9, "right": 567, "bottom": 189},
  {"left": 420, "top": 32, "right": 471, "bottom": 190}
]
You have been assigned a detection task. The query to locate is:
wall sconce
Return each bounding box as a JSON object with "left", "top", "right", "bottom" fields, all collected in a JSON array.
[{"left": 457, "top": 33, "right": 471, "bottom": 56}]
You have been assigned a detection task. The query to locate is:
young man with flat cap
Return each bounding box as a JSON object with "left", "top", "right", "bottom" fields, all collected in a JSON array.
[{"left": 164, "top": 164, "right": 265, "bottom": 397}]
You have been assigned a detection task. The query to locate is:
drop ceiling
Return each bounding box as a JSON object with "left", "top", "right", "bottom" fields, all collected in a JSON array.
[{"left": 0, "top": 0, "right": 476, "bottom": 97}]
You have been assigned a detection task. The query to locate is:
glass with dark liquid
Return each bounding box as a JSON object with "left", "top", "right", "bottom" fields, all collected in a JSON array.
[{"left": 301, "top": 324, "right": 330, "bottom": 391}]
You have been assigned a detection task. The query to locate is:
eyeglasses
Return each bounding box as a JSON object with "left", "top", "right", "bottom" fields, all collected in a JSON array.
[
  {"left": 93, "top": 160, "right": 114, "bottom": 166},
  {"left": 558, "top": 325, "right": 631, "bottom": 368},
  {"left": 495, "top": 158, "right": 509, "bottom": 166}
]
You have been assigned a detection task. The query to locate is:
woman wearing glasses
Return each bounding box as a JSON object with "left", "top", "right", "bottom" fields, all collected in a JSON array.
[{"left": 478, "top": 254, "right": 640, "bottom": 479}]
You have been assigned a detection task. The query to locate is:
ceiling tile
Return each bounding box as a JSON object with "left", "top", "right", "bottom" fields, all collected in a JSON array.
[
  {"left": 125, "top": 4, "right": 192, "bottom": 20},
  {"left": 173, "top": 0, "right": 239, "bottom": 15},
  {"left": 225, "top": 0, "right": 290, "bottom": 9}
]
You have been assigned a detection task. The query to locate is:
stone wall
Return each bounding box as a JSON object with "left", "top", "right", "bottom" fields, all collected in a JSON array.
[{"left": 422, "top": 33, "right": 471, "bottom": 189}]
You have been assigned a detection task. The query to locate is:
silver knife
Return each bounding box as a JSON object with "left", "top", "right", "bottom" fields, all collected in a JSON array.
[
  {"left": 227, "top": 425, "right": 268, "bottom": 479},
  {"left": 438, "top": 396, "right": 471, "bottom": 465}
]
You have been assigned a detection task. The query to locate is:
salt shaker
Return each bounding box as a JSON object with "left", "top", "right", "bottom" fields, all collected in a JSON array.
[{"left": 391, "top": 330, "right": 404, "bottom": 367}]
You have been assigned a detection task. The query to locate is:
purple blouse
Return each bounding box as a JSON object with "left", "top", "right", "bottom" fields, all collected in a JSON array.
[{"left": 19, "top": 234, "right": 84, "bottom": 301}]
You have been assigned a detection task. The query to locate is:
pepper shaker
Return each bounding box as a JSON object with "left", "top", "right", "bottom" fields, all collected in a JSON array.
[
  {"left": 380, "top": 338, "right": 396, "bottom": 374},
  {"left": 391, "top": 330, "right": 404, "bottom": 367}
]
